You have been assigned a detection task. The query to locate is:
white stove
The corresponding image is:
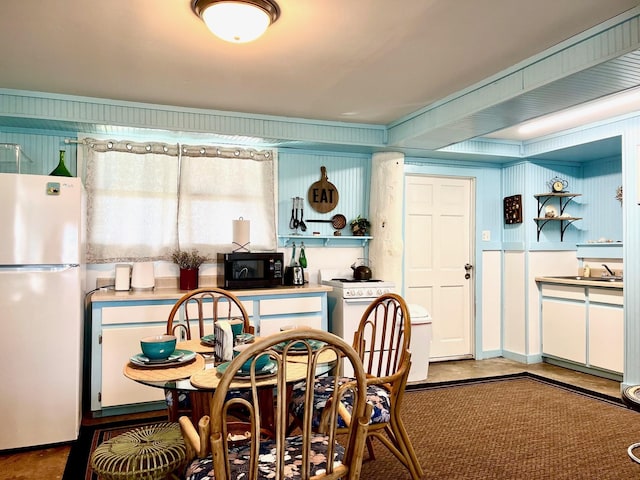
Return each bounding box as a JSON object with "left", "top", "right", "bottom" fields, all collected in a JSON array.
[
  {"left": 322, "top": 278, "right": 395, "bottom": 299},
  {"left": 320, "top": 270, "right": 396, "bottom": 376}
]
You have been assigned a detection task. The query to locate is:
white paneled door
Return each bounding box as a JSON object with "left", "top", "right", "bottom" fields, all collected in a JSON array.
[{"left": 404, "top": 175, "right": 474, "bottom": 360}]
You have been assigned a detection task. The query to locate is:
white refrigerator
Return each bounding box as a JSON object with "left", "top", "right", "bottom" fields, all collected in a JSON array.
[{"left": 0, "top": 173, "right": 85, "bottom": 450}]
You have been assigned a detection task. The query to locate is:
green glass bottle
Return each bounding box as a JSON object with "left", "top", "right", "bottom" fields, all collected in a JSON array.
[
  {"left": 298, "top": 242, "right": 307, "bottom": 268},
  {"left": 49, "top": 150, "right": 73, "bottom": 177}
]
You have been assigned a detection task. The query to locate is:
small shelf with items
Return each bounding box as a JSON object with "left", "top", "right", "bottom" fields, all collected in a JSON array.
[
  {"left": 533, "top": 193, "right": 582, "bottom": 242},
  {"left": 277, "top": 234, "right": 371, "bottom": 247}
]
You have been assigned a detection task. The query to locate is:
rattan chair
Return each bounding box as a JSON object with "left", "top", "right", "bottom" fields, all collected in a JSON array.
[
  {"left": 290, "top": 293, "right": 424, "bottom": 479},
  {"left": 166, "top": 287, "right": 253, "bottom": 340},
  {"left": 165, "top": 287, "right": 254, "bottom": 420},
  {"left": 179, "top": 328, "right": 373, "bottom": 480}
]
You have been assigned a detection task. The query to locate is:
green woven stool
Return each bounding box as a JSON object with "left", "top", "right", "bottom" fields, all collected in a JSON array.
[{"left": 90, "top": 422, "right": 187, "bottom": 480}]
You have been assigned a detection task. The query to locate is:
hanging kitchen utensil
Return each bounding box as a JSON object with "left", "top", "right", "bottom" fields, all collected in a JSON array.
[
  {"left": 307, "top": 166, "right": 339, "bottom": 213},
  {"left": 298, "top": 242, "right": 307, "bottom": 268},
  {"left": 289, "top": 197, "right": 296, "bottom": 230},
  {"left": 293, "top": 198, "right": 300, "bottom": 229},
  {"left": 306, "top": 213, "right": 347, "bottom": 230},
  {"left": 298, "top": 197, "right": 307, "bottom": 232}
]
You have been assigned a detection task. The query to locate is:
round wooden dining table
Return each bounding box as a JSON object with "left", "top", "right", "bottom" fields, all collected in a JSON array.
[{"left": 123, "top": 338, "right": 338, "bottom": 431}]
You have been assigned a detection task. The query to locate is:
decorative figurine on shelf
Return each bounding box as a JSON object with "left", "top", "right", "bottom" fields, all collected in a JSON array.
[
  {"left": 547, "top": 176, "right": 568, "bottom": 193},
  {"left": 544, "top": 206, "right": 557, "bottom": 218},
  {"left": 350, "top": 215, "right": 370, "bottom": 236}
]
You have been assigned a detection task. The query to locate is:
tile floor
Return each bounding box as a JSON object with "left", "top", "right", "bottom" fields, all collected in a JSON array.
[{"left": 0, "top": 358, "right": 624, "bottom": 479}]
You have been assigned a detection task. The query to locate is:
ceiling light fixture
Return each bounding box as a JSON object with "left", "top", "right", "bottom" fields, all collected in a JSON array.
[
  {"left": 192, "top": 0, "right": 280, "bottom": 44},
  {"left": 518, "top": 87, "right": 640, "bottom": 136}
]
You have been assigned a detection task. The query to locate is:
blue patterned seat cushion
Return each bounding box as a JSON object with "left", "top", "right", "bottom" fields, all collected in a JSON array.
[
  {"left": 184, "top": 434, "right": 344, "bottom": 480},
  {"left": 290, "top": 376, "right": 391, "bottom": 429},
  {"left": 165, "top": 388, "right": 251, "bottom": 412}
]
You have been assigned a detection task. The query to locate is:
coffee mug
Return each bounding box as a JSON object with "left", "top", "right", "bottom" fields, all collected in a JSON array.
[{"left": 229, "top": 318, "right": 244, "bottom": 337}]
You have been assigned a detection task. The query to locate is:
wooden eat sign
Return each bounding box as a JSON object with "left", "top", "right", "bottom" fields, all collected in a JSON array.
[{"left": 308, "top": 166, "right": 339, "bottom": 213}]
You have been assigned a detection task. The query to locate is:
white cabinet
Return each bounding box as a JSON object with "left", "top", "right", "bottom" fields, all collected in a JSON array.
[
  {"left": 542, "top": 299, "right": 586, "bottom": 363},
  {"left": 539, "top": 283, "right": 623, "bottom": 376},
  {"left": 89, "top": 287, "right": 329, "bottom": 416},
  {"left": 588, "top": 288, "right": 624, "bottom": 373},
  {"left": 588, "top": 304, "right": 624, "bottom": 372},
  {"left": 101, "top": 325, "right": 166, "bottom": 407},
  {"left": 90, "top": 301, "right": 177, "bottom": 414},
  {"left": 257, "top": 296, "right": 324, "bottom": 336}
]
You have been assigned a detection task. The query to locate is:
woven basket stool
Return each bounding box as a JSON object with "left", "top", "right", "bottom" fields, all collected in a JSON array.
[{"left": 90, "top": 422, "right": 187, "bottom": 480}]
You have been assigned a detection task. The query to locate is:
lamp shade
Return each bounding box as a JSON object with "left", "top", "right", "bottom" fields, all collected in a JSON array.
[{"left": 193, "top": 0, "right": 280, "bottom": 44}]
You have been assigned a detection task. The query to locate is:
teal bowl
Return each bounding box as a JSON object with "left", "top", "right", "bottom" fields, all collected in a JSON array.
[
  {"left": 233, "top": 343, "right": 270, "bottom": 372},
  {"left": 140, "top": 334, "right": 177, "bottom": 360}
]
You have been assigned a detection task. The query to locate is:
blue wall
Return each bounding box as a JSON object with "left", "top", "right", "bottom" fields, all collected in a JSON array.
[
  {"left": 3, "top": 98, "right": 638, "bottom": 385},
  {"left": 277, "top": 149, "right": 372, "bottom": 237}
]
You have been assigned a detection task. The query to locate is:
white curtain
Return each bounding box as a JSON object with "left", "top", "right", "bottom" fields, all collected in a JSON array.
[
  {"left": 178, "top": 144, "right": 276, "bottom": 254},
  {"left": 82, "top": 139, "right": 276, "bottom": 263}
]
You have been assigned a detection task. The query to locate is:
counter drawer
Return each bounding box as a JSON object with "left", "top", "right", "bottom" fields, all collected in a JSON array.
[
  {"left": 589, "top": 288, "right": 623, "bottom": 306},
  {"left": 259, "top": 296, "right": 322, "bottom": 316},
  {"left": 541, "top": 284, "right": 585, "bottom": 301},
  {"left": 102, "top": 304, "right": 175, "bottom": 325}
]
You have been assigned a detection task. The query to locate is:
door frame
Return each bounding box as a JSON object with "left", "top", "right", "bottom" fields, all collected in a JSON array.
[{"left": 402, "top": 173, "right": 477, "bottom": 362}]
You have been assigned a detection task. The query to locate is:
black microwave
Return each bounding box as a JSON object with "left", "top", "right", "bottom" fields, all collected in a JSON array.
[{"left": 217, "top": 252, "right": 284, "bottom": 289}]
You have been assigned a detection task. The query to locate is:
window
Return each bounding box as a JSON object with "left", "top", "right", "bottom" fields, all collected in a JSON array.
[{"left": 82, "top": 139, "right": 276, "bottom": 263}]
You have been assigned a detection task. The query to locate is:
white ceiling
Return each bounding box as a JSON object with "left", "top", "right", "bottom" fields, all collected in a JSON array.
[{"left": 0, "top": 0, "right": 638, "bottom": 133}]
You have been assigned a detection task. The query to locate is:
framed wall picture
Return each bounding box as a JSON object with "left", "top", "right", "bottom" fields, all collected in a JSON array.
[{"left": 504, "top": 194, "right": 523, "bottom": 224}]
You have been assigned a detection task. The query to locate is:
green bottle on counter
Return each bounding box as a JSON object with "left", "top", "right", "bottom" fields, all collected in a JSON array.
[{"left": 49, "top": 150, "right": 73, "bottom": 177}]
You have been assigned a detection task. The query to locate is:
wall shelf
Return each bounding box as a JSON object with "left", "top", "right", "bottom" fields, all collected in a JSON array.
[
  {"left": 576, "top": 242, "right": 623, "bottom": 259},
  {"left": 277, "top": 234, "right": 371, "bottom": 247},
  {"left": 534, "top": 193, "right": 582, "bottom": 242}
]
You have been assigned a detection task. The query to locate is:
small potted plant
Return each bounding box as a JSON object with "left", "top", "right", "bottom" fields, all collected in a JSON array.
[
  {"left": 171, "top": 248, "right": 209, "bottom": 290},
  {"left": 350, "top": 215, "right": 371, "bottom": 236}
]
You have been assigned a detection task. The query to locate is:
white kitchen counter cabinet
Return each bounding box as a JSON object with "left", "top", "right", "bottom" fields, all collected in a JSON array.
[
  {"left": 542, "top": 297, "right": 586, "bottom": 364},
  {"left": 537, "top": 280, "right": 623, "bottom": 379},
  {"left": 89, "top": 285, "right": 331, "bottom": 416}
]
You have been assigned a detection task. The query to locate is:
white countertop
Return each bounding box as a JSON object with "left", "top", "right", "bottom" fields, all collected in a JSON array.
[
  {"left": 91, "top": 283, "right": 332, "bottom": 302},
  {"left": 535, "top": 276, "right": 623, "bottom": 289}
]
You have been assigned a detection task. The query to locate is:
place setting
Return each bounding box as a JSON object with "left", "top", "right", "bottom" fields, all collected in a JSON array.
[
  {"left": 124, "top": 334, "right": 205, "bottom": 382},
  {"left": 217, "top": 342, "right": 278, "bottom": 377},
  {"left": 272, "top": 326, "right": 336, "bottom": 363},
  {"left": 191, "top": 335, "right": 277, "bottom": 389}
]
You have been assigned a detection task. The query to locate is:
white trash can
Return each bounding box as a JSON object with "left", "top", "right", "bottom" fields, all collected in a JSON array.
[{"left": 407, "top": 304, "right": 432, "bottom": 383}]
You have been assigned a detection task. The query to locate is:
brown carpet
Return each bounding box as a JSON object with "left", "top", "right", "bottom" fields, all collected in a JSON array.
[
  {"left": 65, "top": 374, "right": 640, "bottom": 479},
  {"left": 361, "top": 374, "right": 640, "bottom": 479}
]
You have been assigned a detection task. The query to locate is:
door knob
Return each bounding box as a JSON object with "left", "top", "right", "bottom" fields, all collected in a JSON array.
[{"left": 464, "top": 263, "right": 473, "bottom": 271}]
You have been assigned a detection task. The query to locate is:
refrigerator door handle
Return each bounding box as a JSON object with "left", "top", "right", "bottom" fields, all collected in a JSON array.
[{"left": 0, "top": 265, "right": 80, "bottom": 274}]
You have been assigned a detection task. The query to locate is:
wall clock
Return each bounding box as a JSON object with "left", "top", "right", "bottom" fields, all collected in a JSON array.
[{"left": 503, "top": 194, "right": 523, "bottom": 224}]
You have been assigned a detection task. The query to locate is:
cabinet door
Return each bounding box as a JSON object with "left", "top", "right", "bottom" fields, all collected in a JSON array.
[
  {"left": 257, "top": 296, "right": 324, "bottom": 336},
  {"left": 589, "top": 304, "right": 624, "bottom": 373},
  {"left": 542, "top": 300, "right": 586, "bottom": 363},
  {"left": 101, "top": 325, "right": 166, "bottom": 407},
  {"left": 259, "top": 315, "right": 323, "bottom": 337}
]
